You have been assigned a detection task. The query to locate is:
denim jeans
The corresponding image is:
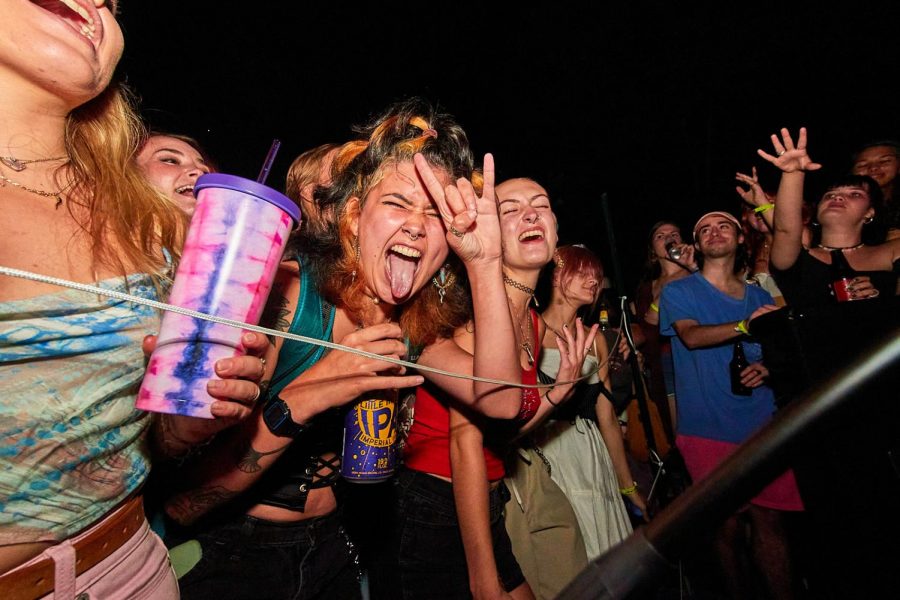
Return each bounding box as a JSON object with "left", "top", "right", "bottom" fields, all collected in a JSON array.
[
  {"left": 178, "top": 510, "right": 360, "bottom": 600},
  {"left": 393, "top": 468, "right": 525, "bottom": 599}
]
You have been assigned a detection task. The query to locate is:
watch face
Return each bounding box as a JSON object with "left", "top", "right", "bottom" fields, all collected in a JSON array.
[{"left": 264, "top": 397, "right": 299, "bottom": 437}]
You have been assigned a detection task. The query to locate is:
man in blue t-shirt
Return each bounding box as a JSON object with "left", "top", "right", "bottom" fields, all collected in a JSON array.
[{"left": 660, "top": 211, "right": 801, "bottom": 600}]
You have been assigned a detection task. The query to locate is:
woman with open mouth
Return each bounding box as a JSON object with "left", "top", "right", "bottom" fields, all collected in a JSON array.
[
  {"left": 162, "top": 98, "right": 522, "bottom": 600},
  {"left": 395, "top": 177, "right": 597, "bottom": 599},
  {"left": 761, "top": 127, "right": 900, "bottom": 306},
  {"left": 136, "top": 132, "right": 213, "bottom": 215},
  {"left": 0, "top": 1, "right": 267, "bottom": 598}
]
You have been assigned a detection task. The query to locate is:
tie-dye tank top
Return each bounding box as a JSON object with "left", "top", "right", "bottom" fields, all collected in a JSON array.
[{"left": 0, "top": 274, "right": 160, "bottom": 543}]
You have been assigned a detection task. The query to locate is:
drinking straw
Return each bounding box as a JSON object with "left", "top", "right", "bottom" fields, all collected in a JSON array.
[{"left": 256, "top": 138, "right": 281, "bottom": 184}]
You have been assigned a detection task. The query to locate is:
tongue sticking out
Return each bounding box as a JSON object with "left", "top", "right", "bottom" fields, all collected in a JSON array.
[{"left": 388, "top": 253, "right": 418, "bottom": 299}]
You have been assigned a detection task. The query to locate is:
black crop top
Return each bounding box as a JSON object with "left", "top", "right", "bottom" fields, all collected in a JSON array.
[{"left": 771, "top": 248, "right": 899, "bottom": 308}]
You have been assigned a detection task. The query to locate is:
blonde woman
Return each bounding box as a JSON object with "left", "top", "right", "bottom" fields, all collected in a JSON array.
[{"left": 0, "top": 2, "right": 264, "bottom": 596}]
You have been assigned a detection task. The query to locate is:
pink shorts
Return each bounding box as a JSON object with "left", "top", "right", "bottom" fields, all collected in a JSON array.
[
  {"left": 6, "top": 511, "right": 178, "bottom": 600},
  {"left": 677, "top": 434, "right": 804, "bottom": 512}
]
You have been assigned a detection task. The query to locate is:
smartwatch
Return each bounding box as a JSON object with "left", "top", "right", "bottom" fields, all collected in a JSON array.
[{"left": 262, "top": 395, "right": 307, "bottom": 438}]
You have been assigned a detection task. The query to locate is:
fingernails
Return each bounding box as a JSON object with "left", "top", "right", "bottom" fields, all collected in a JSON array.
[
  {"left": 243, "top": 333, "right": 257, "bottom": 344},
  {"left": 216, "top": 359, "right": 233, "bottom": 374},
  {"left": 208, "top": 379, "right": 223, "bottom": 391},
  {"left": 412, "top": 376, "right": 425, "bottom": 385}
]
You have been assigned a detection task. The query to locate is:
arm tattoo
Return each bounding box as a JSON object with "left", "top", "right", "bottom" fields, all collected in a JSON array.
[
  {"left": 236, "top": 441, "right": 288, "bottom": 473},
  {"left": 166, "top": 486, "right": 239, "bottom": 525},
  {"left": 260, "top": 280, "right": 291, "bottom": 345}
]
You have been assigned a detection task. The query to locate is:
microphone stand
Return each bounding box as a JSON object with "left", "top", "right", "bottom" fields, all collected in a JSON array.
[{"left": 598, "top": 193, "right": 663, "bottom": 482}]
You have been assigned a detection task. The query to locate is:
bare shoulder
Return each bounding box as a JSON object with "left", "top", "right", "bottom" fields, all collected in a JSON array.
[
  {"left": 884, "top": 237, "right": 900, "bottom": 263},
  {"left": 261, "top": 261, "right": 302, "bottom": 350},
  {"left": 452, "top": 320, "right": 476, "bottom": 355}
]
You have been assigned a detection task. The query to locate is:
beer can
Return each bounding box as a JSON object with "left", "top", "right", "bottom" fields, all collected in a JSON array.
[{"left": 341, "top": 395, "right": 398, "bottom": 482}]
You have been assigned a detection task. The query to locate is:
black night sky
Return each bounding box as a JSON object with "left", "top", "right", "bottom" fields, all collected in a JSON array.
[{"left": 119, "top": 3, "right": 900, "bottom": 293}]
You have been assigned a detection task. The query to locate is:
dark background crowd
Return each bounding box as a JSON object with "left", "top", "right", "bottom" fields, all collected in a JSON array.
[
  {"left": 119, "top": 3, "right": 900, "bottom": 290},
  {"left": 2, "top": 3, "right": 899, "bottom": 599}
]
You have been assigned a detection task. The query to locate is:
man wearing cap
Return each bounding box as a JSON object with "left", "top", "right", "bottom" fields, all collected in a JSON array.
[{"left": 659, "top": 211, "right": 802, "bottom": 599}]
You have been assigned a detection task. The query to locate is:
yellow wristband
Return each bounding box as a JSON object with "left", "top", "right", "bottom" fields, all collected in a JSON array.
[
  {"left": 619, "top": 482, "right": 638, "bottom": 495},
  {"left": 734, "top": 319, "right": 749, "bottom": 335},
  {"left": 754, "top": 203, "right": 775, "bottom": 214},
  {"left": 649, "top": 303, "right": 659, "bottom": 313}
]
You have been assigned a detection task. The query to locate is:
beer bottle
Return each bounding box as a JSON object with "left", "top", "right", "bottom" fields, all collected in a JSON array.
[
  {"left": 730, "top": 341, "right": 753, "bottom": 396},
  {"left": 598, "top": 299, "right": 610, "bottom": 331},
  {"left": 829, "top": 249, "right": 855, "bottom": 302}
]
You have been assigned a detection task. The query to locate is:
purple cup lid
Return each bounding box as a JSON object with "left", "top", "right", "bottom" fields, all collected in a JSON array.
[{"left": 195, "top": 173, "right": 301, "bottom": 226}]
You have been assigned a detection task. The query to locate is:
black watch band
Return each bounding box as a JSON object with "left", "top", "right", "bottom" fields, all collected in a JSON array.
[{"left": 262, "top": 395, "right": 307, "bottom": 438}]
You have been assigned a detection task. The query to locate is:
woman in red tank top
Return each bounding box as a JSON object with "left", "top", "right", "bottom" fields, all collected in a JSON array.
[{"left": 396, "top": 177, "right": 596, "bottom": 599}]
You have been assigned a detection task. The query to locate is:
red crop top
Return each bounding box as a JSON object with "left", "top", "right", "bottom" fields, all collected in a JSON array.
[{"left": 404, "top": 310, "right": 541, "bottom": 481}]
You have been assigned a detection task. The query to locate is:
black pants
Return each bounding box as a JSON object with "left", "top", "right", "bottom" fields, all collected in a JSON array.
[
  {"left": 179, "top": 510, "right": 361, "bottom": 600},
  {"left": 391, "top": 468, "right": 525, "bottom": 599}
]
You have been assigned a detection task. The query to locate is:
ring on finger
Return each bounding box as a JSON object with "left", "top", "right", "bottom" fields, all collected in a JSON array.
[
  {"left": 249, "top": 385, "right": 262, "bottom": 403},
  {"left": 448, "top": 225, "right": 465, "bottom": 239},
  {"left": 777, "top": 150, "right": 786, "bottom": 157},
  {"left": 259, "top": 355, "right": 267, "bottom": 376}
]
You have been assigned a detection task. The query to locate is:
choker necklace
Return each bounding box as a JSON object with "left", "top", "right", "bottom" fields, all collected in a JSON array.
[
  {"left": 817, "top": 242, "right": 865, "bottom": 252},
  {"left": 1, "top": 155, "right": 68, "bottom": 172},
  {"left": 504, "top": 274, "right": 538, "bottom": 307},
  {"left": 0, "top": 171, "right": 74, "bottom": 209}
]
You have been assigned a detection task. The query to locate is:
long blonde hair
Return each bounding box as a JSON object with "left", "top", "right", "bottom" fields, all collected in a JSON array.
[{"left": 63, "top": 84, "right": 187, "bottom": 281}]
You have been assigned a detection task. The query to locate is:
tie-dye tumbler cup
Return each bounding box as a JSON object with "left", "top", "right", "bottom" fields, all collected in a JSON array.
[{"left": 137, "top": 174, "right": 300, "bottom": 418}]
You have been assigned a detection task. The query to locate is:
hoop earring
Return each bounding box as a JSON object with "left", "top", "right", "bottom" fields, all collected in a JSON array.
[
  {"left": 864, "top": 216, "right": 874, "bottom": 225},
  {"left": 432, "top": 264, "right": 456, "bottom": 305}
]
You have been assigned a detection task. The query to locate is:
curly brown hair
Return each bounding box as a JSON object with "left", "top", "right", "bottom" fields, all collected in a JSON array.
[{"left": 303, "top": 98, "right": 476, "bottom": 347}]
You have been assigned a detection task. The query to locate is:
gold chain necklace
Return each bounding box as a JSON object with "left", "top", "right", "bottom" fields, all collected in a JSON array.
[
  {"left": 0, "top": 171, "right": 74, "bottom": 209},
  {"left": 508, "top": 297, "right": 535, "bottom": 366},
  {"left": 542, "top": 316, "right": 574, "bottom": 342}
]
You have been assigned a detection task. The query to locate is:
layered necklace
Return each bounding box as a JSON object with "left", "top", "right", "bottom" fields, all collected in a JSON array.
[
  {"left": 0, "top": 154, "right": 72, "bottom": 209},
  {"left": 504, "top": 272, "right": 537, "bottom": 366},
  {"left": 509, "top": 299, "right": 535, "bottom": 366}
]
